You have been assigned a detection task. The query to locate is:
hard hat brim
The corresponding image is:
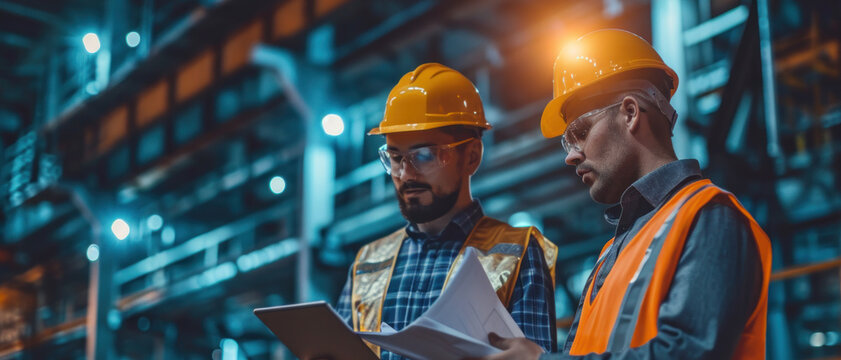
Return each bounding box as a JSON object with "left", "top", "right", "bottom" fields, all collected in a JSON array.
[
  {"left": 368, "top": 119, "right": 492, "bottom": 135},
  {"left": 541, "top": 96, "right": 568, "bottom": 139}
]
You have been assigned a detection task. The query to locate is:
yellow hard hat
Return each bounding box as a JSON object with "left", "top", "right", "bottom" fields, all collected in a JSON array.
[
  {"left": 368, "top": 63, "right": 492, "bottom": 135},
  {"left": 541, "top": 29, "right": 679, "bottom": 138}
]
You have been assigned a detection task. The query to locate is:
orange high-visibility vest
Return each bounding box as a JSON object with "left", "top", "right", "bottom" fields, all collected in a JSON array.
[{"left": 569, "top": 180, "right": 772, "bottom": 358}]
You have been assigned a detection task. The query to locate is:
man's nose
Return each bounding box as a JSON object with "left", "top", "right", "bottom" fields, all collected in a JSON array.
[
  {"left": 397, "top": 159, "right": 420, "bottom": 182},
  {"left": 565, "top": 148, "right": 583, "bottom": 166}
]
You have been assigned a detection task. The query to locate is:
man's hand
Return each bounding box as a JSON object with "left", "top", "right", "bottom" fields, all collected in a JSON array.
[{"left": 464, "top": 332, "right": 544, "bottom": 360}]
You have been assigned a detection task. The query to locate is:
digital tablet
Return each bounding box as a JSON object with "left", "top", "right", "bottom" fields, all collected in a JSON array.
[{"left": 253, "top": 301, "right": 378, "bottom": 360}]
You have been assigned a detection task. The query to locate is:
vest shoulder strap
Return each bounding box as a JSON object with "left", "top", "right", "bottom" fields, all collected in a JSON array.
[
  {"left": 351, "top": 228, "right": 405, "bottom": 333},
  {"left": 351, "top": 228, "right": 406, "bottom": 357},
  {"left": 445, "top": 217, "right": 558, "bottom": 306},
  {"left": 530, "top": 227, "right": 558, "bottom": 286}
]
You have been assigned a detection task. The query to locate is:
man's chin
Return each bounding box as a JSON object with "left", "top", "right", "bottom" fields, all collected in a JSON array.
[
  {"left": 589, "top": 184, "right": 619, "bottom": 205},
  {"left": 402, "top": 210, "right": 441, "bottom": 224},
  {"left": 590, "top": 183, "right": 615, "bottom": 204},
  {"left": 402, "top": 205, "right": 428, "bottom": 215}
]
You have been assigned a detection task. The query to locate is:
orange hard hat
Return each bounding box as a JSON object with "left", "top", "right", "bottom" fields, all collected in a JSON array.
[
  {"left": 541, "top": 29, "right": 679, "bottom": 138},
  {"left": 368, "top": 63, "right": 492, "bottom": 135}
]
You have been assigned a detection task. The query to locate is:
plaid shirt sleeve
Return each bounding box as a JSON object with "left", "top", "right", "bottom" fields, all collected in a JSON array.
[
  {"left": 509, "top": 235, "right": 557, "bottom": 352},
  {"left": 335, "top": 266, "right": 353, "bottom": 327}
]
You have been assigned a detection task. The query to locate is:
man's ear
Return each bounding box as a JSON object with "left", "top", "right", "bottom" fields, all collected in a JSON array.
[
  {"left": 467, "top": 139, "right": 483, "bottom": 176},
  {"left": 623, "top": 96, "right": 642, "bottom": 133}
]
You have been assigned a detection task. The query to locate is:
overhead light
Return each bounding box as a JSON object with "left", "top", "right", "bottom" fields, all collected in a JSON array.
[
  {"left": 221, "top": 338, "right": 239, "bottom": 360},
  {"left": 85, "top": 82, "right": 99, "bottom": 95},
  {"left": 269, "top": 176, "right": 286, "bottom": 194},
  {"left": 509, "top": 212, "right": 535, "bottom": 227},
  {"left": 125, "top": 31, "right": 141, "bottom": 48},
  {"left": 826, "top": 331, "right": 840, "bottom": 346},
  {"left": 161, "top": 226, "right": 176, "bottom": 246},
  {"left": 811, "top": 332, "right": 827, "bottom": 347},
  {"left": 82, "top": 33, "right": 101, "bottom": 53},
  {"left": 147, "top": 214, "right": 163, "bottom": 231},
  {"left": 111, "top": 219, "right": 130, "bottom": 240},
  {"left": 321, "top": 114, "right": 344, "bottom": 136},
  {"left": 107, "top": 309, "right": 122, "bottom": 330},
  {"left": 86, "top": 244, "right": 100, "bottom": 262}
]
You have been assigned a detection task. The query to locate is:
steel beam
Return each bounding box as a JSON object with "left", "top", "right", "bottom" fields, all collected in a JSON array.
[
  {"left": 0, "top": 1, "right": 63, "bottom": 26},
  {"left": 651, "top": 0, "right": 691, "bottom": 160},
  {"left": 757, "top": 0, "right": 782, "bottom": 165},
  {"left": 114, "top": 202, "right": 295, "bottom": 286},
  {"left": 683, "top": 5, "right": 749, "bottom": 46},
  {"left": 252, "top": 44, "right": 337, "bottom": 302},
  {"left": 57, "top": 183, "right": 115, "bottom": 360},
  {"left": 333, "top": 0, "right": 437, "bottom": 61},
  {"left": 0, "top": 32, "right": 31, "bottom": 48}
]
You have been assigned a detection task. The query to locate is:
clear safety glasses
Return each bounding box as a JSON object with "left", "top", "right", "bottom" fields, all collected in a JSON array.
[
  {"left": 378, "top": 138, "right": 474, "bottom": 176},
  {"left": 560, "top": 102, "right": 623, "bottom": 154}
]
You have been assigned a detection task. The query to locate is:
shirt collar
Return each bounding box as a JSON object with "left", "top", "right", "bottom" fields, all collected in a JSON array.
[
  {"left": 405, "top": 200, "right": 485, "bottom": 240},
  {"left": 605, "top": 159, "right": 703, "bottom": 225}
]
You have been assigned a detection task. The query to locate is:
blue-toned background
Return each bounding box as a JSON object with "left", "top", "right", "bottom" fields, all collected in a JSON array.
[{"left": 0, "top": 0, "right": 839, "bottom": 358}]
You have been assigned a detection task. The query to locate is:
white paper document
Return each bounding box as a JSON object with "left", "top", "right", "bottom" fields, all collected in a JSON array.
[{"left": 356, "top": 247, "right": 525, "bottom": 360}]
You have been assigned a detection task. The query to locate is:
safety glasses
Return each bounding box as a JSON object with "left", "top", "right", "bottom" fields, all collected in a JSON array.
[
  {"left": 378, "top": 138, "right": 474, "bottom": 176},
  {"left": 560, "top": 102, "right": 623, "bottom": 154}
]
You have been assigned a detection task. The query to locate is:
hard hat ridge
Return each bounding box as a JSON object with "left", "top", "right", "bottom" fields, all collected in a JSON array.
[{"left": 368, "top": 63, "right": 492, "bottom": 135}]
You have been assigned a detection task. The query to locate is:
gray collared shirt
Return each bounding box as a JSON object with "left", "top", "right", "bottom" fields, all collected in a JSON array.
[{"left": 544, "top": 159, "right": 763, "bottom": 359}]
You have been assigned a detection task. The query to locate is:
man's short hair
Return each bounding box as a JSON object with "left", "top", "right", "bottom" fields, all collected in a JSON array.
[{"left": 439, "top": 125, "right": 485, "bottom": 141}]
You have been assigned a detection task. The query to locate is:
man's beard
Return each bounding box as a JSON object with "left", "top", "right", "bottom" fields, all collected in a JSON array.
[{"left": 396, "top": 181, "right": 461, "bottom": 224}]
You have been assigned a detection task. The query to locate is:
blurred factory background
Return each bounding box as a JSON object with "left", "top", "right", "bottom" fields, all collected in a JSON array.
[{"left": 0, "top": 0, "right": 839, "bottom": 358}]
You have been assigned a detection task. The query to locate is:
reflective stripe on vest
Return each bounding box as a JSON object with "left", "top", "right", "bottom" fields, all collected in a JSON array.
[
  {"left": 351, "top": 216, "right": 558, "bottom": 356},
  {"left": 569, "top": 179, "right": 772, "bottom": 358}
]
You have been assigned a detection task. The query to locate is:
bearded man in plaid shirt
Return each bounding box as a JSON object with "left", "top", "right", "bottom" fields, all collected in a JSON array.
[{"left": 335, "top": 63, "right": 559, "bottom": 360}]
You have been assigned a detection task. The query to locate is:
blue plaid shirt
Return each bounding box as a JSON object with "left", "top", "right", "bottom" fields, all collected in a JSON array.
[{"left": 336, "top": 201, "right": 557, "bottom": 359}]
